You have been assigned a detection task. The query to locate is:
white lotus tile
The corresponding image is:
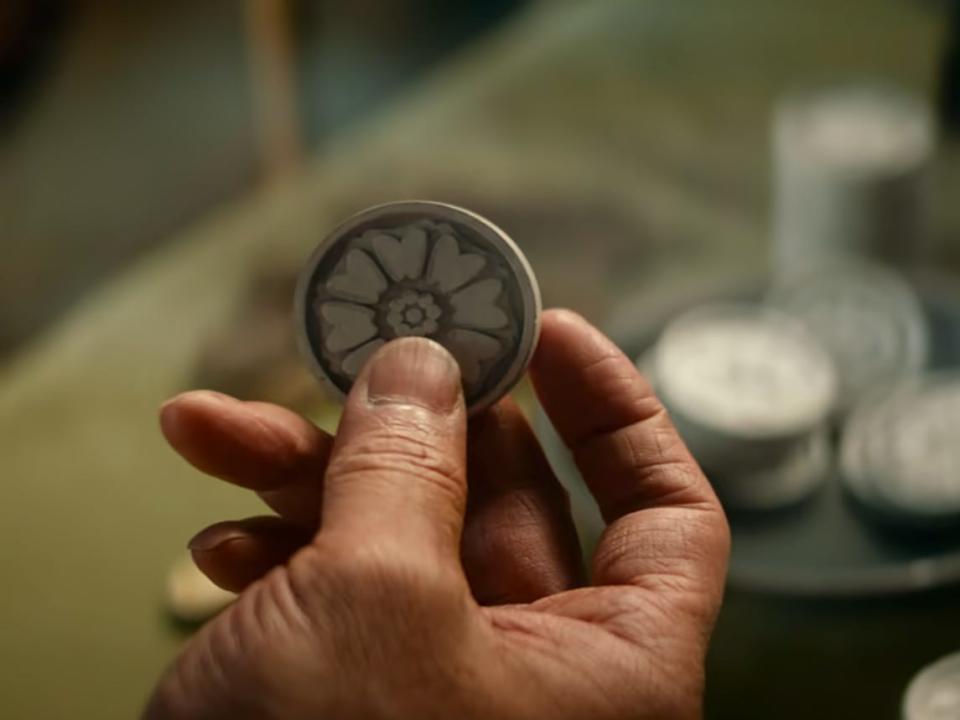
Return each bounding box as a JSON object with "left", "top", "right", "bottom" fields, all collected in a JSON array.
[
  {"left": 450, "top": 278, "right": 508, "bottom": 329},
  {"left": 326, "top": 249, "right": 386, "bottom": 303},
  {"left": 341, "top": 339, "right": 385, "bottom": 376},
  {"left": 299, "top": 203, "right": 539, "bottom": 413},
  {"left": 426, "top": 234, "right": 485, "bottom": 292},
  {"left": 320, "top": 302, "right": 378, "bottom": 352},
  {"left": 444, "top": 328, "right": 502, "bottom": 384}
]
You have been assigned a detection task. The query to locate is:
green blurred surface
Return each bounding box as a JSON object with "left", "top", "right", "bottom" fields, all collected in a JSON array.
[{"left": 1, "top": 1, "right": 956, "bottom": 717}]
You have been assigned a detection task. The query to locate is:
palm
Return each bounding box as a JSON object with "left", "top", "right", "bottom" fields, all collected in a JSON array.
[{"left": 487, "top": 589, "right": 705, "bottom": 719}]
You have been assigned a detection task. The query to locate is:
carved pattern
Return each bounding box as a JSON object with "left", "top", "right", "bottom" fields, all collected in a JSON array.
[{"left": 312, "top": 220, "right": 515, "bottom": 386}]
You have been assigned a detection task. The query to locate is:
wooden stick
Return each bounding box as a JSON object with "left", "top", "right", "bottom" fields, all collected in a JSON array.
[{"left": 245, "top": 0, "right": 304, "bottom": 182}]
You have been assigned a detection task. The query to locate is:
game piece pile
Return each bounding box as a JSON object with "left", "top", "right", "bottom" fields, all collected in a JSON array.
[{"left": 641, "top": 86, "right": 960, "bottom": 529}]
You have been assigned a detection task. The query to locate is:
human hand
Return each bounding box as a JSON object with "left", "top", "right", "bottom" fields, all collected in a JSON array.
[{"left": 147, "top": 309, "right": 730, "bottom": 719}]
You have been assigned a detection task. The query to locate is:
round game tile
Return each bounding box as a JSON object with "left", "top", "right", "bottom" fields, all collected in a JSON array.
[{"left": 295, "top": 201, "right": 541, "bottom": 414}]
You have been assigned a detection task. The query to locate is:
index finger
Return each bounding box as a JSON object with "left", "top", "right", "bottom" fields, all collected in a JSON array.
[{"left": 530, "top": 310, "right": 729, "bottom": 601}]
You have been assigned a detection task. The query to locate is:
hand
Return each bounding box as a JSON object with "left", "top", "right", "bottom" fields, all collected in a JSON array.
[{"left": 147, "top": 309, "right": 730, "bottom": 719}]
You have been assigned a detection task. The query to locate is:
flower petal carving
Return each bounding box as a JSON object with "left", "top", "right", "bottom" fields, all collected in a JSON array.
[
  {"left": 326, "top": 249, "right": 386, "bottom": 304},
  {"left": 443, "top": 329, "right": 502, "bottom": 384},
  {"left": 320, "top": 302, "right": 377, "bottom": 352},
  {"left": 450, "top": 278, "right": 508, "bottom": 330},
  {"left": 426, "top": 234, "right": 485, "bottom": 292},
  {"left": 341, "top": 339, "right": 385, "bottom": 376},
  {"left": 372, "top": 226, "right": 427, "bottom": 282}
]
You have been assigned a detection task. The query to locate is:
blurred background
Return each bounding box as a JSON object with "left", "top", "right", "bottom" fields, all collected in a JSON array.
[{"left": 2, "top": 0, "right": 960, "bottom": 718}]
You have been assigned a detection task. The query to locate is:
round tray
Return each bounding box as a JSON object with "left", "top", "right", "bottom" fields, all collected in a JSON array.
[{"left": 535, "top": 269, "right": 960, "bottom": 597}]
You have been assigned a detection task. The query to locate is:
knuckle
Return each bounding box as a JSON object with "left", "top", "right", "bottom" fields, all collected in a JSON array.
[
  {"left": 300, "top": 539, "right": 467, "bottom": 630},
  {"left": 594, "top": 511, "right": 729, "bottom": 636},
  {"left": 593, "top": 513, "right": 707, "bottom": 589},
  {"left": 328, "top": 422, "right": 464, "bottom": 501},
  {"left": 579, "top": 352, "right": 661, "bottom": 418},
  {"left": 144, "top": 676, "right": 191, "bottom": 720},
  {"left": 146, "top": 617, "right": 257, "bottom": 719},
  {"left": 325, "top": 539, "right": 458, "bottom": 593},
  {"left": 575, "top": 412, "right": 709, "bottom": 519}
]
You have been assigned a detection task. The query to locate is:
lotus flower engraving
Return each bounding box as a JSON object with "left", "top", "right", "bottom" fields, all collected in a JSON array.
[{"left": 314, "top": 221, "right": 514, "bottom": 385}]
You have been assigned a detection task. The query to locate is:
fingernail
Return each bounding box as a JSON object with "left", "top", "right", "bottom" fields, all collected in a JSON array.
[
  {"left": 188, "top": 524, "right": 248, "bottom": 551},
  {"left": 366, "top": 338, "right": 461, "bottom": 413},
  {"left": 160, "top": 390, "right": 235, "bottom": 416}
]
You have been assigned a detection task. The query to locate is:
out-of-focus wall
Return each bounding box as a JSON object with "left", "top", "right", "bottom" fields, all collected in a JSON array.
[
  {"left": 0, "top": 0, "right": 522, "bottom": 355},
  {"left": 0, "top": 0, "right": 256, "bottom": 353}
]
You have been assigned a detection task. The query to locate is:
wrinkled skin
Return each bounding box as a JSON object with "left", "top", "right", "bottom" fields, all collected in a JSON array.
[{"left": 146, "top": 310, "right": 730, "bottom": 720}]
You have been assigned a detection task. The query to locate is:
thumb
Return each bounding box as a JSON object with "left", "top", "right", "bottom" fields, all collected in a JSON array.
[
  {"left": 320, "top": 338, "right": 469, "bottom": 568},
  {"left": 144, "top": 339, "right": 470, "bottom": 719}
]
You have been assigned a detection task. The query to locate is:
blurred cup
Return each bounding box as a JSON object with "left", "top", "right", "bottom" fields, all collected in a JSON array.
[{"left": 773, "top": 84, "right": 933, "bottom": 273}]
